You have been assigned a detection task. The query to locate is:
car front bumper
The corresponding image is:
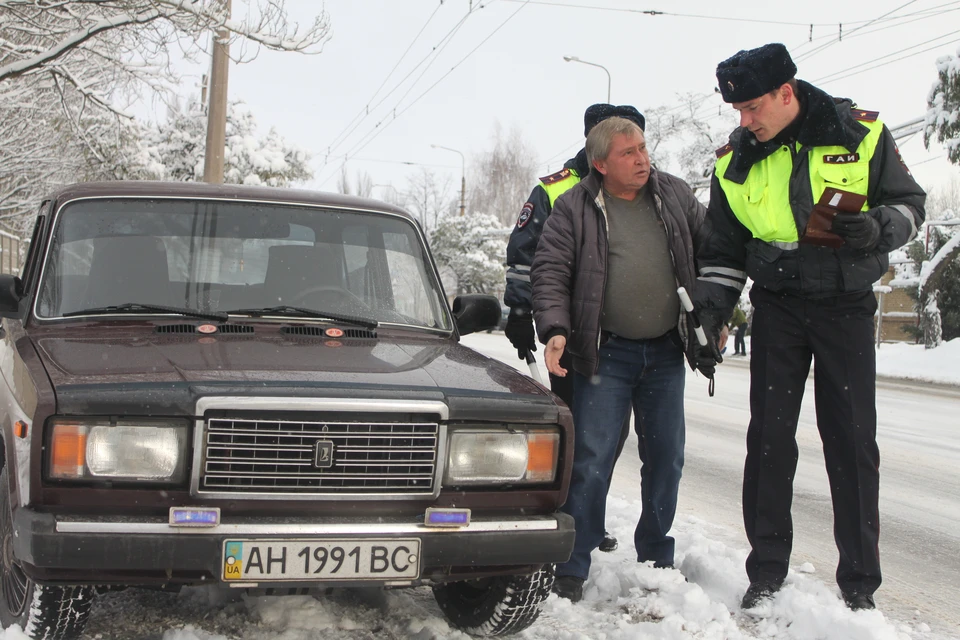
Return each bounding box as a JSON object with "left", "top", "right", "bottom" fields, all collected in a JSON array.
[{"left": 14, "top": 508, "right": 575, "bottom": 587}]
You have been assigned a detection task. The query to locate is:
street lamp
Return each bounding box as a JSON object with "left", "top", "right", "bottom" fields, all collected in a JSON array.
[
  {"left": 430, "top": 144, "right": 466, "bottom": 217},
  {"left": 563, "top": 55, "right": 611, "bottom": 103}
]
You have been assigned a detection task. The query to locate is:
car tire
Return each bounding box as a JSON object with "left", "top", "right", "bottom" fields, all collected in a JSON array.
[
  {"left": 432, "top": 565, "right": 555, "bottom": 636},
  {"left": 0, "top": 467, "right": 96, "bottom": 640}
]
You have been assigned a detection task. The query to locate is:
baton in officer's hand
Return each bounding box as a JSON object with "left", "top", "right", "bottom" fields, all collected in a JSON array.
[
  {"left": 677, "top": 287, "right": 722, "bottom": 396},
  {"left": 524, "top": 350, "right": 545, "bottom": 385}
]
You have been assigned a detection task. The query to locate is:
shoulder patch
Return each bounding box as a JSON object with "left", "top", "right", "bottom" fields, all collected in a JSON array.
[
  {"left": 516, "top": 201, "right": 535, "bottom": 229},
  {"left": 715, "top": 143, "right": 733, "bottom": 158},
  {"left": 539, "top": 168, "right": 572, "bottom": 186},
  {"left": 851, "top": 109, "right": 879, "bottom": 122}
]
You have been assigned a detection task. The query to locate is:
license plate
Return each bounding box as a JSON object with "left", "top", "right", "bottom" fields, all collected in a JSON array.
[{"left": 222, "top": 538, "right": 421, "bottom": 582}]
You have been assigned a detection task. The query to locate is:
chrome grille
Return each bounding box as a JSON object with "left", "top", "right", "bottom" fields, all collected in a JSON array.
[{"left": 201, "top": 418, "right": 439, "bottom": 495}]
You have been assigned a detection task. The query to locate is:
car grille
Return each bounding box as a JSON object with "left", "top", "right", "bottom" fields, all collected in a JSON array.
[{"left": 200, "top": 418, "right": 440, "bottom": 495}]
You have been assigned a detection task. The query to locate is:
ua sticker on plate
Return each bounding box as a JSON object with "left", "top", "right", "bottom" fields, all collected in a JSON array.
[{"left": 516, "top": 202, "right": 534, "bottom": 228}]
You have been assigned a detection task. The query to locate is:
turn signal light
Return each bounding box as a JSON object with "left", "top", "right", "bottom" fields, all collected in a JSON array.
[
  {"left": 526, "top": 432, "right": 559, "bottom": 482},
  {"left": 13, "top": 420, "right": 27, "bottom": 439},
  {"left": 50, "top": 423, "right": 88, "bottom": 479}
]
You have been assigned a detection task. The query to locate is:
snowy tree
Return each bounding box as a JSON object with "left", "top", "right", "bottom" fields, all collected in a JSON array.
[
  {"left": 355, "top": 171, "right": 374, "bottom": 198},
  {"left": 336, "top": 167, "right": 352, "bottom": 195},
  {"left": 924, "top": 176, "right": 960, "bottom": 221},
  {"left": 901, "top": 222, "right": 960, "bottom": 345},
  {"left": 334, "top": 168, "right": 374, "bottom": 197},
  {"left": 403, "top": 168, "right": 453, "bottom": 238},
  {"left": 430, "top": 213, "right": 507, "bottom": 296},
  {"left": 468, "top": 123, "right": 538, "bottom": 228},
  {"left": 140, "top": 97, "right": 311, "bottom": 186},
  {"left": 924, "top": 44, "right": 960, "bottom": 164},
  {"left": 0, "top": 1, "right": 330, "bottom": 84},
  {"left": 0, "top": 0, "right": 329, "bottom": 235},
  {"left": 645, "top": 93, "right": 738, "bottom": 191}
]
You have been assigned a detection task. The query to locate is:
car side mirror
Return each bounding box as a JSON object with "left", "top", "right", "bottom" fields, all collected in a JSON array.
[
  {"left": 0, "top": 275, "right": 22, "bottom": 318},
  {"left": 452, "top": 294, "right": 501, "bottom": 336}
]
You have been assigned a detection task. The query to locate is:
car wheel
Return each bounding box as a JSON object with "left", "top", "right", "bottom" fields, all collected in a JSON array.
[
  {"left": 0, "top": 466, "right": 96, "bottom": 640},
  {"left": 432, "top": 565, "right": 554, "bottom": 636}
]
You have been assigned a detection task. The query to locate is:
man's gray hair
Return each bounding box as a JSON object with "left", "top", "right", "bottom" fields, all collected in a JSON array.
[{"left": 585, "top": 116, "right": 643, "bottom": 168}]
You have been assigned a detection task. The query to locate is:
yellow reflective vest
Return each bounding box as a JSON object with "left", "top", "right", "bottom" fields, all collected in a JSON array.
[
  {"left": 715, "top": 119, "right": 884, "bottom": 246},
  {"left": 541, "top": 170, "right": 581, "bottom": 207}
]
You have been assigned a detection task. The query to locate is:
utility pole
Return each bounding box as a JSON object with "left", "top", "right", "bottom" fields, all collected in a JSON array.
[
  {"left": 203, "top": 0, "right": 232, "bottom": 184},
  {"left": 430, "top": 144, "right": 466, "bottom": 216}
]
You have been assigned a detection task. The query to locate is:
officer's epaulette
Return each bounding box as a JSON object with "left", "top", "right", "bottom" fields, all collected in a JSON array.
[
  {"left": 851, "top": 108, "right": 879, "bottom": 122},
  {"left": 539, "top": 168, "right": 572, "bottom": 185},
  {"left": 715, "top": 143, "right": 733, "bottom": 158}
]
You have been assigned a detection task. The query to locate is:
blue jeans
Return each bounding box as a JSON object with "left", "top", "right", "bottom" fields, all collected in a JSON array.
[{"left": 556, "top": 332, "right": 686, "bottom": 580}]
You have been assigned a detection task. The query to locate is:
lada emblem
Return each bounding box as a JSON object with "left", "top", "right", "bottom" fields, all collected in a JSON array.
[
  {"left": 325, "top": 327, "right": 344, "bottom": 337},
  {"left": 314, "top": 440, "right": 335, "bottom": 469},
  {"left": 197, "top": 324, "right": 218, "bottom": 334}
]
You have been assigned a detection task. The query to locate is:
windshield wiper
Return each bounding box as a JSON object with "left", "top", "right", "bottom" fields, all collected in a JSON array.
[
  {"left": 62, "top": 303, "right": 228, "bottom": 322},
  {"left": 227, "top": 306, "right": 378, "bottom": 328}
]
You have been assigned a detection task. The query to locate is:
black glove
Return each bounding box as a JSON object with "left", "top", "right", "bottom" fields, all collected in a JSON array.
[
  {"left": 831, "top": 212, "right": 881, "bottom": 251},
  {"left": 504, "top": 311, "right": 536, "bottom": 360},
  {"left": 695, "top": 344, "right": 720, "bottom": 378},
  {"left": 693, "top": 315, "right": 723, "bottom": 378}
]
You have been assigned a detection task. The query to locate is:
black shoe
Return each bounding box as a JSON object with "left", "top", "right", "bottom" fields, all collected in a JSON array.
[
  {"left": 552, "top": 575, "right": 584, "bottom": 602},
  {"left": 599, "top": 532, "right": 618, "bottom": 552},
  {"left": 741, "top": 581, "right": 781, "bottom": 609},
  {"left": 842, "top": 591, "right": 876, "bottom": 611}
]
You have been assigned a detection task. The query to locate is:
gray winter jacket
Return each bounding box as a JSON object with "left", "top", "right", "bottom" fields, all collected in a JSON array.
[{"left": 531, "top": 168, "right": 707, "bottom": 377}]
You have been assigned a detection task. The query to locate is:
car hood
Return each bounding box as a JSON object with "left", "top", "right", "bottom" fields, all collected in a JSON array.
[{"left": 32, "top": 326, "right": 551, "bottom": 415}]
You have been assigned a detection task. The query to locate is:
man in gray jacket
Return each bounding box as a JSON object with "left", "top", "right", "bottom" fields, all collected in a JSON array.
[{"left": 531, "top": 116, "right": 714, "bottom": 602}]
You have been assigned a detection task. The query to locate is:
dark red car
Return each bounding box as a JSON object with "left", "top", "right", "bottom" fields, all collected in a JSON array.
[{"left": 0, "top": 182, "right": 573, "bottom": 639}]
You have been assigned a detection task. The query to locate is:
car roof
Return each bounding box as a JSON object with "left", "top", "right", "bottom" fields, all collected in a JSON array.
[{"left": 48, "top": 181, "right": 416, "bottom": 222}]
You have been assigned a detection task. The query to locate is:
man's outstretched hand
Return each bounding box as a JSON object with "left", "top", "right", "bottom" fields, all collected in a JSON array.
[
  {"left": 545, "top": 335, "right": 568, "bottom": 377},
  {"left": 504, "top": 311, "right": 537, "bottom": 359}
]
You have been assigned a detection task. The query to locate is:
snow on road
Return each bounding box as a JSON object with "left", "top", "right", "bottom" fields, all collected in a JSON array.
[{"left": 1, "top": 333, "right": 955, "bottom": 640}]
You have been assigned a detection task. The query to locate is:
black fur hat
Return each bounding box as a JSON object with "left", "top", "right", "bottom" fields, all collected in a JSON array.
[
  {"left": 583, "top": 104, "right": 646, "bottom": 137},
  {"left": 716, "top": 43, "right": 797, "bottom": 103}
]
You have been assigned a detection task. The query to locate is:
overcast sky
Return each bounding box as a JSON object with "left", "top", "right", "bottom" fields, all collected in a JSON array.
[{"left": 206, "top": 0, "right": 959, "bottom": 203}]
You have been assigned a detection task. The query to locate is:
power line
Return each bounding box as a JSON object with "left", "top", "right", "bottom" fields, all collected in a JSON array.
[
  {"left": 318, "top": 0, "right": 533, "bottom": 187},
  {"left": 815, "top": 36, "right": 960, "bottom": 85},
  {"left": 794, "top": 0, "right": 921, "bottom": 63},
  {"left": 498, "top": 0, "right": 863, "bottom": 26},
  {"left": 321, "top": 3, "right": 484, "bottom": 169},
  {"left": 789, "top": 1, "right": 960, "bottom": 54},
  {"left": 813, "top": 29, "right": 960, "bottom": 84},
  {"left": 324, "top": 2, "right": 446, "bottom": 153}
]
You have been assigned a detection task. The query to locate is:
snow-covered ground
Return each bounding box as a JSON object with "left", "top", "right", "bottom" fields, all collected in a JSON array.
[
  {"left": 728, "top": 336, "right": 960, "bottom": 386},
  {"left": 1, "top": 335, "right": 956, "bottom": 640}
]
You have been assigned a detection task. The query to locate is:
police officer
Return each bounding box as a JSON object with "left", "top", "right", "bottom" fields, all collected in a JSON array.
[
  {"left": 695, "top": 43, "right": 925, "bottom": 611},
  {"left": 504, "top": 103, "right": 645, "bottom": 554}
]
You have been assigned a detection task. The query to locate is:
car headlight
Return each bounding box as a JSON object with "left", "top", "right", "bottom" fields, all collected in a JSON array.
[
  {"left": 444, "top": 428, "right": 559, "bottom": 485},
  {"left": 48, "top": 418, "right": 188, "bottom": 483}
]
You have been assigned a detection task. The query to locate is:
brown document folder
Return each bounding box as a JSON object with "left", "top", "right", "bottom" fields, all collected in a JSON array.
[{"left": 800, "top": 187, "right": 868, "bottom": 248}]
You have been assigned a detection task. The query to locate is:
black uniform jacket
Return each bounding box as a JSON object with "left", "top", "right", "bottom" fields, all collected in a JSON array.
[
  {"left": 504, "top": 151, "right": 590, "bottom": 313},
  {"left": 696, "top": 80, "right": 926, "bottom": 327}
]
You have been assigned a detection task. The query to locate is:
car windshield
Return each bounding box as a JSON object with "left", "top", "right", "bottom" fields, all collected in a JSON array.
[{"left": 36, "top": 198, "right": 452, "bottom": 331}]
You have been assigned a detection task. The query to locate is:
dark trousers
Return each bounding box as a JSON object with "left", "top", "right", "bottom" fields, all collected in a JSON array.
[
  {"left": 557, "top": 334, "right": 685, "bottom": 579},
  {"left": 745, "top": 287, "right": 881, "bottom": 595},
  {"left": 735, "top": 322, "right": 748, "bottom": 355}
]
